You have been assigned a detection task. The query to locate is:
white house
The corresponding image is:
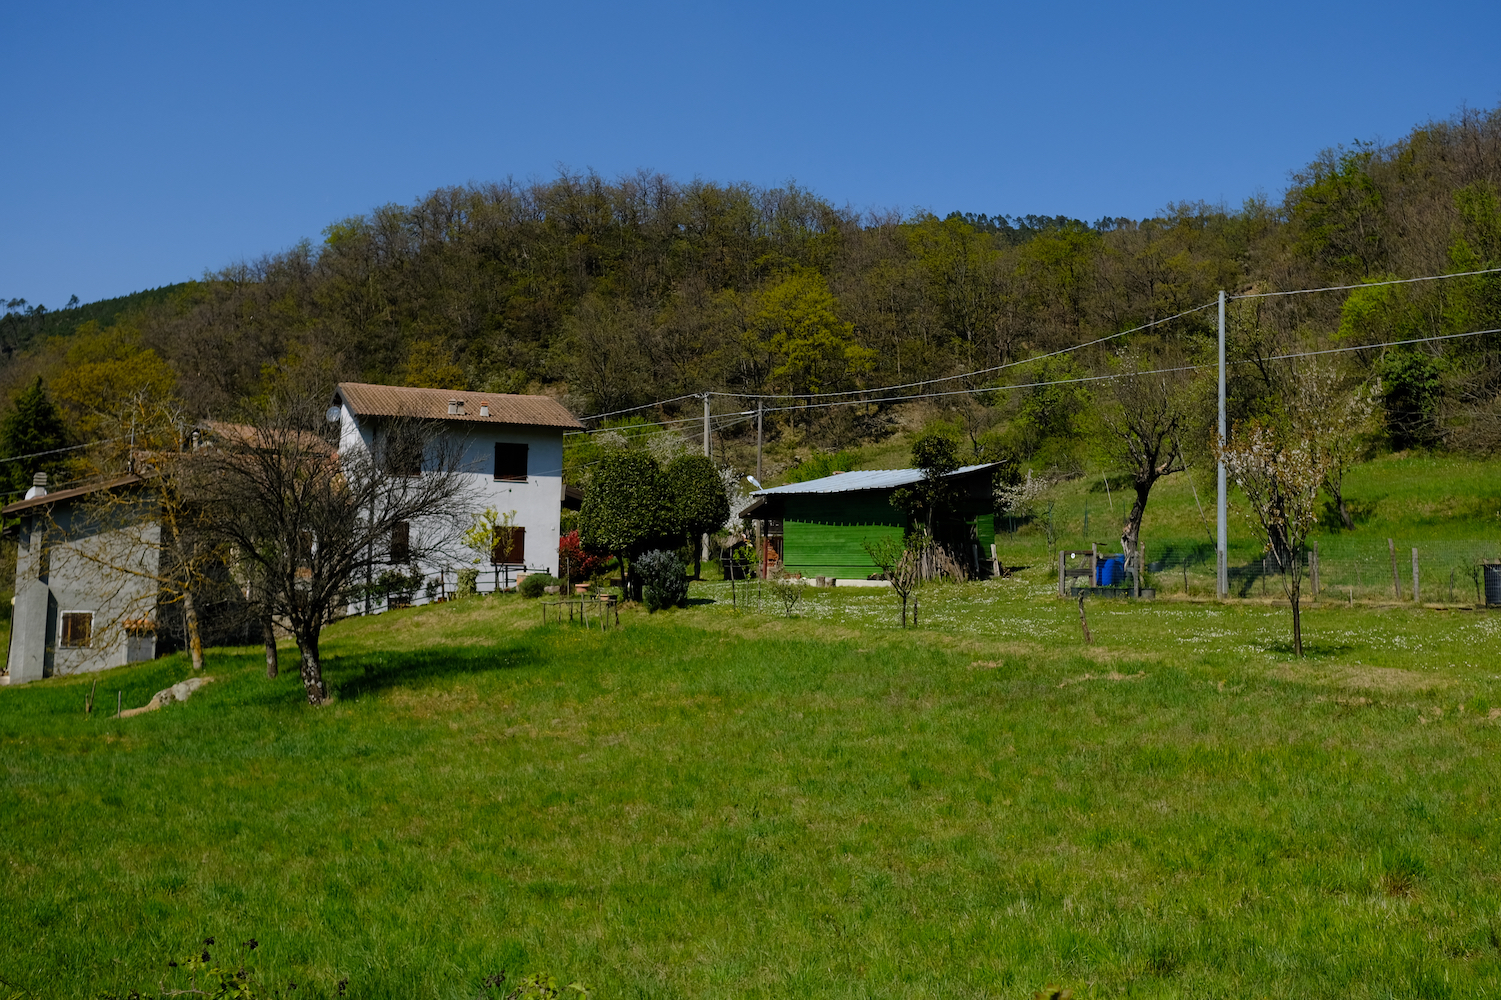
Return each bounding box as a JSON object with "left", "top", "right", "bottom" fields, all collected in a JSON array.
[{"left": 330, "top": 383, "right": 582, "bottom": 599}]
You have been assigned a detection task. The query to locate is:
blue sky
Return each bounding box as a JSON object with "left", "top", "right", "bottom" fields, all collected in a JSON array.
[{"left": 4, "top": 1, "right": 1499, "bottom": 308}]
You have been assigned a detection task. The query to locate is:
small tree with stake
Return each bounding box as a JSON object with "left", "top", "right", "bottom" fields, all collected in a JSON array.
[
  {"left": 1216, "top": 419, "right": 1330, "bottom": 657},
  {"left": 863, "top": 534, "right": 925, "bottom": 627}
]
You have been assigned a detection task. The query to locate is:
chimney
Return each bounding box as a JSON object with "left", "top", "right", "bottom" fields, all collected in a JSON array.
[
  {"left": 479, "top": 402, "right": 490, "bottom": 417},
  {"left": 24, "top": 472, "right": 47, "bottom": 501}
]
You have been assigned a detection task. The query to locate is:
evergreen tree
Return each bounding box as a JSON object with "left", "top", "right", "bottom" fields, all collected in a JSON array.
[{"left": 0, "top": 377, "right": 70, "bottom": 495}]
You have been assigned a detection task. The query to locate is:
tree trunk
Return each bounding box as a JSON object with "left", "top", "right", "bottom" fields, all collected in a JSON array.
[
  {"left": 296, "top": 629, "right": 328, "bottom": 706},
  {"left": 1120, "top": 479, "right": 1153, "bottom": 581},
  {"left": 1291, "top": 591, "right": 1303, "bottom": 657},
  {"left": 261, "top": 613, "right": 279, "bottom": 679},
  {"left": 182, "top": 586, "right": 204, "bottom": 671}
]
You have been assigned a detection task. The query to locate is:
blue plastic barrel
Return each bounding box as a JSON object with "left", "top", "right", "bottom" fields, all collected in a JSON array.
[{"left": 1098, "top": 555, "right": 1125, "bottom": 586}]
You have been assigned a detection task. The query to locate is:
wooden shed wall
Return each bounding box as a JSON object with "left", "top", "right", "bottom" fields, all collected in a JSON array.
[{"left": 781, "top": 493, "right": 905, "bottom": 579}]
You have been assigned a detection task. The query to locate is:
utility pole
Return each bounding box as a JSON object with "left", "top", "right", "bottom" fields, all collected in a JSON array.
[
  {"left": 756, "top": 400, "right": 763, "bottom": 482},
  {"left": 702, "top": 393, "right": 711, "bottom": 573},
  {"left": 1216, "top": 289, "right": 1228, "bottom": 598}
]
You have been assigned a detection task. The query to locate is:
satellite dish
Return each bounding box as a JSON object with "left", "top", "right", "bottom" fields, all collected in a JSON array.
[{"left": 325, "top": 406, "right": 341, "bottom": 424}]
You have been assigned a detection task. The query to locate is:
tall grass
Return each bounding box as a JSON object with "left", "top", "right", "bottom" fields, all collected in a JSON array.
[{"left": 3, "top": 577, "right": 1501, "bottom": 997}]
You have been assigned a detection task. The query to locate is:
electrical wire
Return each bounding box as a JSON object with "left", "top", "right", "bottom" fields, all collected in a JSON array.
[
  {"left": 753, "top": 325, "right": 1499, "bottom": 415},
  {"left": 716, "top": 299, "right": 1221, "bottom": 403},
  {"left": 1229, "top": 265, "right": 1501, "bottom": 300},
  {"left": 574, "top": 265, "right": 1501, "bottom": 423},
  {"left": 578, "top": 392, "right": 706, "bottom": 422},
  {"left": 0, "top": 438, "right": 119, "bottom": 464}
]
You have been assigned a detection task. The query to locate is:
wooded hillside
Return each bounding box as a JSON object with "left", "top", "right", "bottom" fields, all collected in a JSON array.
[{"left": 4, "top": 104, "right": 1500, "bottom": 489}]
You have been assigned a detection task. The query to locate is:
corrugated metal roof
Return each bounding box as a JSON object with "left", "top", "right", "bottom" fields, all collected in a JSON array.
[
  {"left": 750, "top": 464, "right": 997, "bottom": 497},
  {"left": 1, "top": 474, "right": 143, "bottom": 516},
  {"left": 333, "top": 382, "right": 583, "bottom": 430}
]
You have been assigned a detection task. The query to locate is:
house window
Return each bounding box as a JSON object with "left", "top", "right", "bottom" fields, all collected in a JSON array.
[
  {"left": 492, "top": 526, "right": 525, "bottom": 565},
  {"left": 494, "top": 443, "right": 528, "bottom": 482},
  {"left": 383, "top": 430, "right": 423, "bottom": 477},
  {"left": 390, "top": 521, "right": 410, "bottom": 564},
  {"left": 60, "top": 612, "right": 93, "bottom": 648}
]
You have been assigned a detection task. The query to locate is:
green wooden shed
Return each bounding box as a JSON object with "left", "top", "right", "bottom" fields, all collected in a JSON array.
[{"left": 742, "top": 465, "right": 1000, "bottom": 580}]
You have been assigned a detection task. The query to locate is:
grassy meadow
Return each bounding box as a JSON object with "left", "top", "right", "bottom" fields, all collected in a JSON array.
[{"left": 4, "top": 564, "right": 1501, "bottom": 998}]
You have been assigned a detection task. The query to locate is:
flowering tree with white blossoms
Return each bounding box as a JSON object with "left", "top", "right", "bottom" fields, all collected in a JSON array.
[{"left": 1215, "top": 420, "right": 1331, "bottom": 657}]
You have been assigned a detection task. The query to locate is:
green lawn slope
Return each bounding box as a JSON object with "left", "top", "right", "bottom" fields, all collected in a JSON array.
[{"left": 4, "top": 578, "right": 1501, "bottom": 998}]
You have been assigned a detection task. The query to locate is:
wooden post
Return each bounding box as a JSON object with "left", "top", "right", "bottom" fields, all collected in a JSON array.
[
  {"left": 1310, "top": 541, "right": 1319, "bottom": 599},
  {"left": 116, "top": 691, "right": 121, "bottom": 719},
  {"left": 1389, "top": 538, "right": 1400, "bottom": 599},
  {"left": 1057, "top": 550, "right": 1066, "bottom": 597},
  {"left": 1091, "top": 543, "right": 1099, "bottom": 588},
  {"left": 991, "top": 543, "right": 999, "bottom": 578},
  {"left": 1411, "top": 547, "right": 1420, "bottom": 603}
]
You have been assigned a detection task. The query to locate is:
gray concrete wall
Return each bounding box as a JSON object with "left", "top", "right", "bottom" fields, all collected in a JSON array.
[{"left": 6, "top": 501, "right": 161, "bottom": 682}]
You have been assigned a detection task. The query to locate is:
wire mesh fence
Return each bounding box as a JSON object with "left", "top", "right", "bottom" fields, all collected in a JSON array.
[{"left": 1143, "top": 538, "right": 1500, "bottom": 604}]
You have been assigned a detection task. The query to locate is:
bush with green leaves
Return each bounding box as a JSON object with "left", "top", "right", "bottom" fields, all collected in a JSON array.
[
  {"left": 456, "top": 567, "right": 479, "bottom": 598},
  {"left": 664, "top": 453, "right": 731, "bottom": 577},
  {"left": 635, "top": 548, "right": 688, "bottom": 611},
  {"left": 518, "top": 573, "right": 561, "bottom": 599}
]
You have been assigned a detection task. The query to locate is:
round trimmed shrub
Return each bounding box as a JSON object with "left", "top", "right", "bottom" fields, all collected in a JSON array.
[
  {"left": 518, "top": 573, "right": 560, "bottom": 599},
  {"left": 635, "top": 549, "right": 688, "bottom": 612}
]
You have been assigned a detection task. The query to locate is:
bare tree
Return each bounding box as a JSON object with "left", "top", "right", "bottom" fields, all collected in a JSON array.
[
  {"left": 1216, "top": 419, "right": 1331, "bottom": 657},
  {"left": 1098, "top": 348, "right": 1191, "bottom": 582},
  {"left": 54, "top": 396, "right": 227, "bottom": 671},
  {"left": 192, "top": 396, "right": 471, "bottom": 706}
]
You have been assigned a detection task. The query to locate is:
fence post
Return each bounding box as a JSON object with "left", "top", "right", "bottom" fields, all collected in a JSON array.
[
  {"left": 1412, "top": 548, "right": 1420, "bottom": 603},
  {"left": 1311, "top": 541, "right": 1319, "bottom": 599},
  {"left": 1389, "top": 538, "right": 1400, "bottom": 599},
  {"left": 1057, "top": 550, "right": 1065, "bottom": 597},
  {"left": 991, "top": 543, "right": 1000, "bottom": 578}
]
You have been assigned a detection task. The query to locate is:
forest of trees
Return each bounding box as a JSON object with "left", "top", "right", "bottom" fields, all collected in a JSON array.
[{"left": 3, "top": 104, "right": 1500, "bottom": 498}]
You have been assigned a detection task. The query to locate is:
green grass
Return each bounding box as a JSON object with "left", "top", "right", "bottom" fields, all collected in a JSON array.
[{"left": 5, "top": 580, "right": 1501, "bottom": 998}]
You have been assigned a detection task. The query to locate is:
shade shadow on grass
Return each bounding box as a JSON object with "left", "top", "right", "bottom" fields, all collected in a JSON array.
[
  {"left": 330, "top": 638, "right": 539, "bottom": 701},
  {"left": 1261, "top": 640, "right": 1358, "bottom": 658}
]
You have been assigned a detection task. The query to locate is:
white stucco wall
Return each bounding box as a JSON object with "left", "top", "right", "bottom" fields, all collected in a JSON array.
[{"left": 337, "top": 403, "right": 566, "bottom": 595}]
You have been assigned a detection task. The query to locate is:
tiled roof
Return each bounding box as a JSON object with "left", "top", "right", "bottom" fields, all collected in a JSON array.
[
  {"left": 750, "top": 464, "right": 998, "bottom": 496},
  {"left": 1, "top": 474, "right": 143, "bottom": 516},
  {"left": 333, "top": 383, "right": 583, "bottom": 430}
]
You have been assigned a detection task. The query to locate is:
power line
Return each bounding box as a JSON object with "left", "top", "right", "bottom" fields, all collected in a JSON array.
[
  {"left": 578, "top": 392, "right": 705, "bottom": 423},
  {"left": 0, "top": 438, "right": 118, "bottom": 464},
  {"left": 716, "top": 298, "right": 1220, "bottom": 403},
  {"left": 754, "top": 326, "right": 1498, "bottom": 416},
  {"left": 572, "top": 266, "right": 1500, "bottom": 425},
  {"left": 1229, "top": 265, "right": 1501, "bottom": 300}
]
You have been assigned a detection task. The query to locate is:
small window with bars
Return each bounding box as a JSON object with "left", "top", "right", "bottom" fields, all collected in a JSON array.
[
  {"left": 494, "top": 443, "right": 528, "bottom": 482},
  {"left": 60, "top": 612, "right": 93, "bottom": 648}
]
